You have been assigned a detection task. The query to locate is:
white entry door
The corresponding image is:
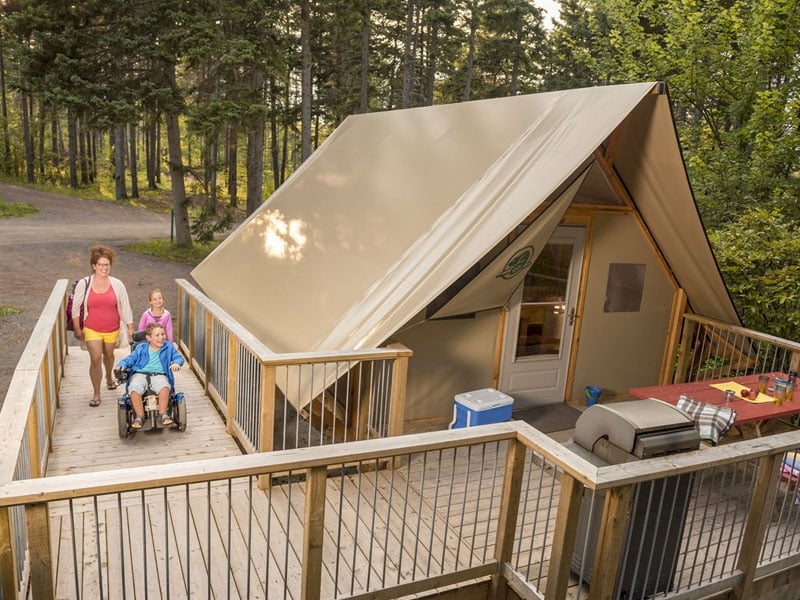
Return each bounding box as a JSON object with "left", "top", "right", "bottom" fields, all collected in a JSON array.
[{"left": 499, "top": 226, "right": 585, "bottom": 407}]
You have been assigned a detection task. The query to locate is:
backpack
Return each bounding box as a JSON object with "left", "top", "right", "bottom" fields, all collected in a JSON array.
[{"left": 66, "top": 277, "right": 90, "bottom": 331}]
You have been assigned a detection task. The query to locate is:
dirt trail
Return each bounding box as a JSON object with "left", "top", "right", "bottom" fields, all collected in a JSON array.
[{"left": 0, "top": 183, "right": 196, "bottom": 403}]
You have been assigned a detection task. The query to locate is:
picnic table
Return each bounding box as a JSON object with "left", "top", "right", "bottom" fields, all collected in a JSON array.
[{"left": 629, "top": 372, "right": 796, "bottom": 440}]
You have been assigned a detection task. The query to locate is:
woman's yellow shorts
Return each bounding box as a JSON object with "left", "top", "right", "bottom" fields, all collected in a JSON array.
[{"left": 83, "top": 327, "right": 120, "bottom": 345}]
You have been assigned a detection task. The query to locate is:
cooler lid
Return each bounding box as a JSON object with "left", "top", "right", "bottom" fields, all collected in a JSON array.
[{"left": 455, "top": 388, "right": 514, "bottom": 411}]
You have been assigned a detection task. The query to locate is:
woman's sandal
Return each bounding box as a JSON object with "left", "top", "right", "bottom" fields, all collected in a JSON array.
[
  {"left": 106, "top": 380, "right": 118, "bottom": 390},
  {"left": 89, "top": 398, "right": 101, "bottom": 407}
]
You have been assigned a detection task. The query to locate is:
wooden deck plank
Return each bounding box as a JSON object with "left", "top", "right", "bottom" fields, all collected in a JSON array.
[{"left": 42, "top": 350, "right": 798, "bottom": 599}]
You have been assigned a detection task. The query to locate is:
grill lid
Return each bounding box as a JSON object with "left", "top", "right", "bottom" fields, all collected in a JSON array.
[{"left": 574, "top": 398, "right": 695, "bottom": 454}]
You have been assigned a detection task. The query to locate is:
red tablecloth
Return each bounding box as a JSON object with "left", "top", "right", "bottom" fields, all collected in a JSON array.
[{"left": 629, "top": 372, "right": 797, "bottom": 426}]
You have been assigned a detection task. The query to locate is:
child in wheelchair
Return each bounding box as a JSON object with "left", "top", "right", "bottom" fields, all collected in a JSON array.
[{"left": 114, "top": 322, "right": 185, "bottom": 430}]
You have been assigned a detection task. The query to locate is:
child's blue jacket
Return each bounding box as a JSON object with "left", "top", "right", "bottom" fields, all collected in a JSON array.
[{"left": 117, "top": 342, "right": 185, "bottom": 389}]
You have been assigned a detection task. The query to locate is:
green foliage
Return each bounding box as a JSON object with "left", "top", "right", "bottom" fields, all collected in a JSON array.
[
  {"left": 124, "top": 239, "right": 220, "bottom": 266},
  {"left": 0, "top": 199, "right": 37, "bottom": 218},
  {"left": 0, "top": 306, "right": 22, "bottom": 316},
  {"left": 708, "top": 208, "right": 800, "bottom": 341}
]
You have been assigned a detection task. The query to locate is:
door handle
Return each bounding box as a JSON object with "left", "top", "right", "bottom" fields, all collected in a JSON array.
[{"left": 568, "top": 307, "right": 577, "bottom": 326}]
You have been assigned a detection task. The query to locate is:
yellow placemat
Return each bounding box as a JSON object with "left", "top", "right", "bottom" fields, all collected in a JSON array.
[{"left": 709, "top": 381, "right": 773, "bottom": 403}]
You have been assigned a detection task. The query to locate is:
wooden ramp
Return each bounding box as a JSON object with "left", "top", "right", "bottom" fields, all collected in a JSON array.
[{"left": 47, "top": 346, "right": 243, "bottom": 476}]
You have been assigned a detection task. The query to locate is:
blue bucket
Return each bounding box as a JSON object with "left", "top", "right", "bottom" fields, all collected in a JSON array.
[{"left": 585, "top": 385, "right": 603, "bottom": 407}]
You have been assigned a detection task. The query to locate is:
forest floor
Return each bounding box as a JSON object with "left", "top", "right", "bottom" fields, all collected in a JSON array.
[{"left": 0, "top": 182, "right": 197, "bottom": 404}]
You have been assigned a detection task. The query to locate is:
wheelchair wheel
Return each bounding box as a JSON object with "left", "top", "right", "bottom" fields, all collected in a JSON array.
[
  {"left": 117, "top": 406, "right": 129, "bottom": 438},
  {"left": 176, "top": 395, "right": 187, "bottom": 432}
]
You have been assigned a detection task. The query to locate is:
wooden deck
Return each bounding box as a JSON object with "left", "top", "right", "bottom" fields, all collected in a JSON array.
[
  {"left": 48, "top": 346, "right": 243, "bottom": 475},
  {"left": 39, "top": 350, "right": 800, "bottom": 599}
]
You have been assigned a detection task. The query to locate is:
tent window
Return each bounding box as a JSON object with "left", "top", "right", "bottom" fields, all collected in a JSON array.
[{"left": 604, "top": 263, "right": 646, "bottom": 313}]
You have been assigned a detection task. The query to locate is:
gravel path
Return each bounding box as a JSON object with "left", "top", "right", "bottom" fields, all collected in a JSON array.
[{"left": 0, "top": 182, "right": 197, "bottom": 404}]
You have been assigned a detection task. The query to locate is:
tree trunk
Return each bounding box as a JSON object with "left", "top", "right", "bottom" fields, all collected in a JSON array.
[
  {"left": 300, "top": 0, "right": 312, "bottom": 162},
  {"left": 146, "top": 114, "right": 158, "bottom": 190},
  {"left": 129, "top": 123, "right": 139, "bottom": 198},
  {"left": 0, "top": 34, "right": 10, "bottom": 173},
  {"left": 401, "top": 0, "right": 416, "bottom": 108},
  {"left": 208, "top": 135, "right": 217, "bottom": 210},
  {"left": 246, "top": 119, "right": 265, "bottom": 216},
  {"left": 113, "top": 125, "right": 127, "bottom": 199},
  {"left": 78, "top": 118, "right": 89, "bottom": 185},
  {"left": 359, "top": 2, "right": 370, "bottom": 114},
  {"left": 227, "top": 122, "right": 238, "bottom": 207},
  {"left": 464, "top": 2, "right": 477, "bottom": 101},
  {"left": 67, "top": 108, "right": 78, "bottom": 188},
  {"left": 36, "top": 100, "right": 45, "bottom": 176},
  {"left": 21, "top": 92, "right": 34, "bottom": 183},
  {"left": 165, "top": 110, "right": 192, "bottom": 246}
]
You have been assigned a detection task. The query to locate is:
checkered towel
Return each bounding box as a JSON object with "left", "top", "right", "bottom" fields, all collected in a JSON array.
[{"left": 676, "top": 395, "right": 737, "bottom": 445}]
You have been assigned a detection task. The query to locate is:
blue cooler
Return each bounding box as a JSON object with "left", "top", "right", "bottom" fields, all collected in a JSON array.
[{"left": 449, "top": 388, "right": 514, "bottom": 429}]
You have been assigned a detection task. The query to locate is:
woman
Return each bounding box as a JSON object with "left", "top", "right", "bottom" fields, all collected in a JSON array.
[{"left": 71, "top": 245, "right": 134, "bottom": 406}]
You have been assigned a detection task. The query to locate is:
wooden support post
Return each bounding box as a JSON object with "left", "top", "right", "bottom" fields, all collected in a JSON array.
[
  {"left": 488, "top": 438, "right": 526, "bottom": 600},
  {"left": 545, "top": 473, "right": 585, "bottom": 598},
  {"left": 386, "top": 349, "right": 409, "bottom": 438},
  {"left": 176, "top": 285, "right": 184, "bottom": 350},
  {"left": 203, "top": 309, "right": 213, "bottom": 392},
  {"left": 0, "top": 508, "right": 16, "bottom": 600},
  {"left": 27, "top": 406, "right": 41, "bottom": 480},
  {"left": 301, "top": 465, "right": 327, "bottom": 600},
  {"left": 257, "top": 364, "right": 276, "bottom": 489},
  {"left": 27, "top": 504, "right": 53, "bottom": 599},
  {"left": 660, "top": 289, "right": 687, "bottom": 385},
  {"left": 187, "top": 296, "right": 196, "bottom": 367},
  {"left": 225, "top": 336, "right": 239, "bottom": 436},
  {"left": 40, "top": 356, "right": 53, "bottom": 450},
  {"left": 589, "top": 485, "right": 634, "bottom": 600},
  {"left": 259, "top": 364, "right": 276, "bottom": 454},
  {"left": 734, "top": 453, "right": 782, "bottom": 600},
  {"left": 673, "top": 317, "right": 697, "bottom": 384}
]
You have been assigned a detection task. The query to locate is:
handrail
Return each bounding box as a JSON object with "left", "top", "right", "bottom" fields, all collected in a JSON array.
[
  {"left": 674, "top": 312, "right": 800, "bottom": 383},
  {"left": 176, "top": 278, "right": 413, "bottom": 454},
  {"left": 3, "top": 419, "right": 800, "bottom": 599}
]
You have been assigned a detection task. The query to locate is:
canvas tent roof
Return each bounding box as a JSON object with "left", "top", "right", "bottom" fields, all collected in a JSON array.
[{"left": 192, "top": 82, "right": 738, "bottom": 357}]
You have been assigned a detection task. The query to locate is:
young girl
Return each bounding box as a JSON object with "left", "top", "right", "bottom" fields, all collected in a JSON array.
[{"left": 138, "top": 288, "right": 174, "bottom": 342}]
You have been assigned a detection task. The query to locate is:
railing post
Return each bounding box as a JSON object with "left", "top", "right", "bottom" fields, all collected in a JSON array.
[
  {"left": 673, "top": 316, "right": 697, "bottom": 384},
  {"left": 257, "top": 364, "right": 277, "bottom": 490},
  {"left": 27, "top": 503, "right": 53, "bottom": 599},
  {"left": 176, "top": 284, "right": 184, "bottom": 352},
  {"left": 259, "top": 364, "right": 276, "bottom": 454},
  {"left": 27, "top": 406, "right": 41, "bottom": 480},
  {"left": 203, "top": 309, "right": 213, "bottom": 392},
  {"left": 588, "top": 484, "right": 634, "bottom": 600},
  {"left": 0, "top": 507, "right": 16, "bottom": 599},
  {"left": 386, "top": 347, "right": 409, "bottom": 438},
  {"left": 301, "top": 465, "right": 327, "bottom": 600},
  {"left": 733, "top": 453, "right": 783, "bottom": 600},
  {"left": 660, "top": 289, "right": 687, "bottom": 384},
  {"left": 545, "top": 473, "right": 585, "bottom": 598},
  {"left": 488, "top": 437, "right": 526, "bottom": 600},
  {"left": 187, "top": 294, "right": 196, "bottom": 368},
  {"left": 225, "top": 335, "right": 239, "bottom": 436}
]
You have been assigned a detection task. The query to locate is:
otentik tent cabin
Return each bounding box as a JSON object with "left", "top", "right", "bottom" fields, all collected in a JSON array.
[{"left": 191, "top": 81, "right": 737, "bottom": 429}]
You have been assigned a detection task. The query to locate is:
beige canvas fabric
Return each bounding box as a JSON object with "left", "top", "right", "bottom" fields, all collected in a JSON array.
[{"left": 192, "top": 82, "right": 737, "bottom": 404}]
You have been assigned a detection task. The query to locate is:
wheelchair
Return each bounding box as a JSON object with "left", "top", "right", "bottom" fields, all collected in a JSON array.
[{"left": 114, "top": 332, "right": 187, "bottom": 438}]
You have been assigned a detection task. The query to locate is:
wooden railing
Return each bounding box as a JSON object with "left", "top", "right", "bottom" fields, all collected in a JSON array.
[
  {"left": 4, "top": 419, "right": 800, "bottom": 598},
  {"left": 176, "top": 279, "right": 413, "bottom": 454},
  {"left": 0, "top": 280, "right": 69, "bottom": 598},
  {"left": 673, "top": 313, "right": 800, "bottom": 384}
]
